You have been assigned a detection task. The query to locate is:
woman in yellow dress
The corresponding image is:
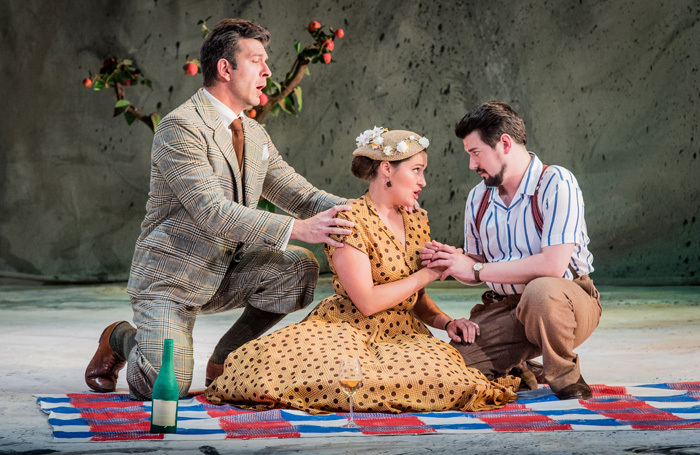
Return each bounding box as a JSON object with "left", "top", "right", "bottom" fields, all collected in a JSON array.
[{"left": 205, "top": 128, "right": 518, "bottom": 413}]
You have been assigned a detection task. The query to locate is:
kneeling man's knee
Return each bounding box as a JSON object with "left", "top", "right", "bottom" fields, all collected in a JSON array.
[
  {"left": 278, "top": 246, "right": 319, "bottom": 312},
  {"left": 517, "top": 277, "right": 568, "bottom": 319},
  {"left": 288, "top": 246, "right": 319, "bottom": 279}
]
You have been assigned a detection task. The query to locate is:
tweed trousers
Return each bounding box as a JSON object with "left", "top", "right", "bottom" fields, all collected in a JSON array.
[
  {"left": 125, "top": 245, "right": 319, "bottom": 400},
  {"left": 451, "top": 276, "right": 601, "bottom": 393}
]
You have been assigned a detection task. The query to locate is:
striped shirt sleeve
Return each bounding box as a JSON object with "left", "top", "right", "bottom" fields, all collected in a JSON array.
[{"left": 539, "top": 167, "right": 585, "bottom": 248}]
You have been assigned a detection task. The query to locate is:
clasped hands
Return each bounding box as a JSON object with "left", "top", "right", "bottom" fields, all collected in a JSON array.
[{"left": 419, "top": 240, "right": 479, "bottom": 283}]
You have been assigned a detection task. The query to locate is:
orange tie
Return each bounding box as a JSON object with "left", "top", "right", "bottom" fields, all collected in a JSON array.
[{"left": 229, "top": 118, "right": 244, "bottom": 170}]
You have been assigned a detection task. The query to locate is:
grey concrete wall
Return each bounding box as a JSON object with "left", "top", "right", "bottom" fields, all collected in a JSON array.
[{"left": 1, "top": 0, "right": 698, "bottom": 284}]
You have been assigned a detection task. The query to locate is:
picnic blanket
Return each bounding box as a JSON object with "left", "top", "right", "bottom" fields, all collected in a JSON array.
[{"left": 36, "top": 382, "right": 700, "bottom": 441}]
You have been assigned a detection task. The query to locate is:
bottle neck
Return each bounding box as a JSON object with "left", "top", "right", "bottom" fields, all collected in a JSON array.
[{"left": 161, "top": 339, "right": 174, "bottom": 368}]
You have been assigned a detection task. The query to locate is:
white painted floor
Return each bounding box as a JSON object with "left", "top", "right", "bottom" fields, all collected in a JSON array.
[{"left": 1, "top": 279, "right": 699, "bottom": 454}]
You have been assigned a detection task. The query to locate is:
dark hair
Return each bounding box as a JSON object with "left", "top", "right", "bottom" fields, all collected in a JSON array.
[
  {"left": 200, "top": 19, "right": 271, "bottom": 87},
  {"left": 350, "top": 152, "right": 426, "bottom": 181},
  {"left": 351, "top": 156, "right": 382, "bottom": 180},
  {"left": 454, "top": 101, "right": 527, "bottom": 147}
]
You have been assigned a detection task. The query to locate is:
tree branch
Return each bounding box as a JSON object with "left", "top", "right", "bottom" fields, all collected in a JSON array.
[
  {"left": 113, "top": 82, "right": 155, "bottom": 131},
  {"left": 257, "top": 54, "right": 311, "bottom": 123}
]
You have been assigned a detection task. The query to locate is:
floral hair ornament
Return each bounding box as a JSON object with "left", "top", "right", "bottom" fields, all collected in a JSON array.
[{"left": 353, "top": 128, "right": 430, "bottom": 161}]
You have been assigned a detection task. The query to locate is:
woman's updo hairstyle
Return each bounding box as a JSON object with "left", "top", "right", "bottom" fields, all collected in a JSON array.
[{"left": 351, "top": 156, "right": 382, "bottom": 180}]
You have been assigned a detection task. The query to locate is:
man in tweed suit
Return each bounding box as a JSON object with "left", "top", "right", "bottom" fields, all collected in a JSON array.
[{"left": 85, "top": 19, "right": 353, "bottom": 399}]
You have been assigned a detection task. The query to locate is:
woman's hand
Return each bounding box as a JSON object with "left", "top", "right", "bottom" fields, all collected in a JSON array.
[
  {"left": 424, "top": 263, "right": 444, "bottom": 282},
  {"left": 446, "top": 317, "right": 480, "bottom": 344}
]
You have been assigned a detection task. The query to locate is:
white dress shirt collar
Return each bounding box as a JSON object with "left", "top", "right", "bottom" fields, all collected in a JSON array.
[{"left": 202, "top": 88, "right": 243, "bottom": 130}]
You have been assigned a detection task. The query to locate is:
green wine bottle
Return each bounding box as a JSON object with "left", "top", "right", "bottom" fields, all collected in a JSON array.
[{"left": 150, "top": 338, "right": 178, "bottom": 434}]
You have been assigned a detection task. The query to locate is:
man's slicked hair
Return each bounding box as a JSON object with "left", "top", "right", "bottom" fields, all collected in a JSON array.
[
  {"left": 455, "top": 101, "right": 527, "bottom": 147},
  {"left": 200, "top": 19, "right": 270, "bottom": 87}
]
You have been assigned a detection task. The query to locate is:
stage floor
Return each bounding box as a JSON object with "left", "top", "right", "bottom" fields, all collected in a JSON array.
[{"left": 1, "top": 279, "right": 698, "bottom": 454}]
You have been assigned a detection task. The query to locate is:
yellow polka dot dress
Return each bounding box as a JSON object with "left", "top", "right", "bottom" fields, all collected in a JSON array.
[{"left": 205, "top": 193, "right": 517, "bottom": 413}]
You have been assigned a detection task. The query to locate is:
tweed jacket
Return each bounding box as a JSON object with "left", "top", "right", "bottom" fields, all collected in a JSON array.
[{"left": 127, "top": 88, "right": 345, "bottom": 307}]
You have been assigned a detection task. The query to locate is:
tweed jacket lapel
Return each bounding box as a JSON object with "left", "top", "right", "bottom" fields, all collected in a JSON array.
[
  {"left": 190, "top": 89, "right": 245, "bottom": 203},
  {"left": 241, "top": 116, "right": 268, "bottom": 208}
]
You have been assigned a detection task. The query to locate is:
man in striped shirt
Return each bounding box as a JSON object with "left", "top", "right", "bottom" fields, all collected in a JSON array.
[{"left": 421, "top": 101, "right": 601, "bottom": 400}]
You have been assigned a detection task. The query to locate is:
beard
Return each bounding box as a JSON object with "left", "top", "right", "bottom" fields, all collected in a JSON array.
[{"left": 478, "top": 163, "right": 506, "bottom": 187}]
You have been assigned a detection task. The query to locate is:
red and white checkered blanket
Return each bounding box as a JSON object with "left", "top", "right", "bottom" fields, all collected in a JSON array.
[{"left": 36, "top": 382, "right": 700, "bottom": 441}]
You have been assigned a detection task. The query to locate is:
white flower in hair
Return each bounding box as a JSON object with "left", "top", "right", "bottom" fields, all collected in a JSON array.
[
  {"left": 383, "top": 146, "right": 392, "bottom": 156},
  {"left": 418, "top": 137, "right": 430, "bottom": 148},
  {"left": 409, "top": 135, "right": 415, "bottom": 140},
  {"left": 356, "top": 126, "right": 386, "bottom": 148},
  {"left": 371, "top": 126, "right": 385, "bottom": 137},
  {"left": 355, "top": 132, "right": 370, "bottom": 147},
  {"left": 396, "top": 141, "right": 408, "bottom": 153},
  {"left": 371, "top": 136, "right": 384, "bottom": 148}
]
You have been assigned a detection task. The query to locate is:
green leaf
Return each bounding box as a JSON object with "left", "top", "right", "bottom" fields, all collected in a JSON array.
[
  {"left": 270, "top": 104, "right": 281, "bottom": 117},
  {"left": 122, "top": 59, "right": 133, "bottom": 66},
  {"left": 113, "top": 70, "right": 127, "bottom": 84},
  {"left": 305, "top": 67, "right": 310, "bottom": 76},
  {"left": 93, "top": 79, "right": 105, "bottom": 91},
  {"left": 124, "top": 110, "right": 137, "bottom": 125},
  {"left": 114, "top": 99, "right": 131, "bottom": 116},
  {"left": 257, "top": 198, "right": 276, "bottom": 213},
  {"left": 150, "top": 112, "right": 161, "bottom": 132},
  {"left": 293, "top": 86, "right": 302, "bottom": 111},
  {"left": 294, "top": 42, "right": 301, "bottom": 54},
  {"left": 144, "top": 79, "right": 152, "bottom": 89},
  {"left": 279, "top": 96, "right": 297, "bottom": 115}
]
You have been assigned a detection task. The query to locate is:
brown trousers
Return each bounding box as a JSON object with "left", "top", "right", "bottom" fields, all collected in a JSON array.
[{"left": 450, "top": 276, "right": 601, "bottom": 393}]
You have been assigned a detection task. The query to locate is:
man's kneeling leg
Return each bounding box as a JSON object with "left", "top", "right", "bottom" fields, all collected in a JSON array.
[{"left": 127, "top": 299, "right": 197, "bottom": 400}]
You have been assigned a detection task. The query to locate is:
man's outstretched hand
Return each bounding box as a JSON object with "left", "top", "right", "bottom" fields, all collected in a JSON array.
[{"left": 291, "top": 205, "right": 354, "bottom": 247}]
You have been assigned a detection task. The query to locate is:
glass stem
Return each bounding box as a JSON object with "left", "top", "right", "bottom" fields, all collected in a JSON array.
[{"left": 349, "top": 394, "right": 355, "bottom": 424}]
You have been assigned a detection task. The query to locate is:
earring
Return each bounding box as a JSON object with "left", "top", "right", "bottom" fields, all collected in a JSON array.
[{"left": 386, "top": 180, "right": 392, "bottom": 187}]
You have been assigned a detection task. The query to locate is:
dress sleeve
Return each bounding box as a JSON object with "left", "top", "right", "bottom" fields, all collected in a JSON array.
[{"left": 326, "top": 207, "right": 369, "bottom": 260}]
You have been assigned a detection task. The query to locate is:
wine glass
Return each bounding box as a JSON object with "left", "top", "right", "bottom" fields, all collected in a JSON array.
[{"left": 338, "top": 358, "right": 363, "bottom": 428}]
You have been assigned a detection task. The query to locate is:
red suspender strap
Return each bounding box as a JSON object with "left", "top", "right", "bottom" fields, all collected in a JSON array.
[
  {"left": 474, "top": 165, "right": 549, "bottom": 235},
  {"left": 473, "top": 164, "right": 577, "bottom": 278},
  {"left": 531, "top": 165, "right": 549, "bottom": 233},
  {"left": 474, "top": 187, "right": 492, "bottom": 233}
]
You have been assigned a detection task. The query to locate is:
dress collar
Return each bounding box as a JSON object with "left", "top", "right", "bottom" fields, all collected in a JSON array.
[{"left": 363, "top": 192, "right": 410, "bottom": 251}]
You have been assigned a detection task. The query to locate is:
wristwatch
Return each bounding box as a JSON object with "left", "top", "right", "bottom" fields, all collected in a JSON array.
[{"left": 473, "top": 263, "right": 484, "bottom": 282}]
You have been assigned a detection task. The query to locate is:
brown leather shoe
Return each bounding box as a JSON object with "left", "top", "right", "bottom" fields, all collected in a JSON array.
[
  {"left": 554, "top": 376, "right": 593, "bottom": 400},
  {"left": 205, "top": 360, "right": 224, "bottom": 387},
  {"left": 85, "top": 321, "right": 127, "bottom": 393},
  {"left": 510, "top": 362, "right": 539, "bottom": 391}
]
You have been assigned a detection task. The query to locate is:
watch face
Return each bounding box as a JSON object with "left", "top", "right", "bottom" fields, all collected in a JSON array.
[{"left": 474, "top": 263, "right": 483, "bottom": 271}]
